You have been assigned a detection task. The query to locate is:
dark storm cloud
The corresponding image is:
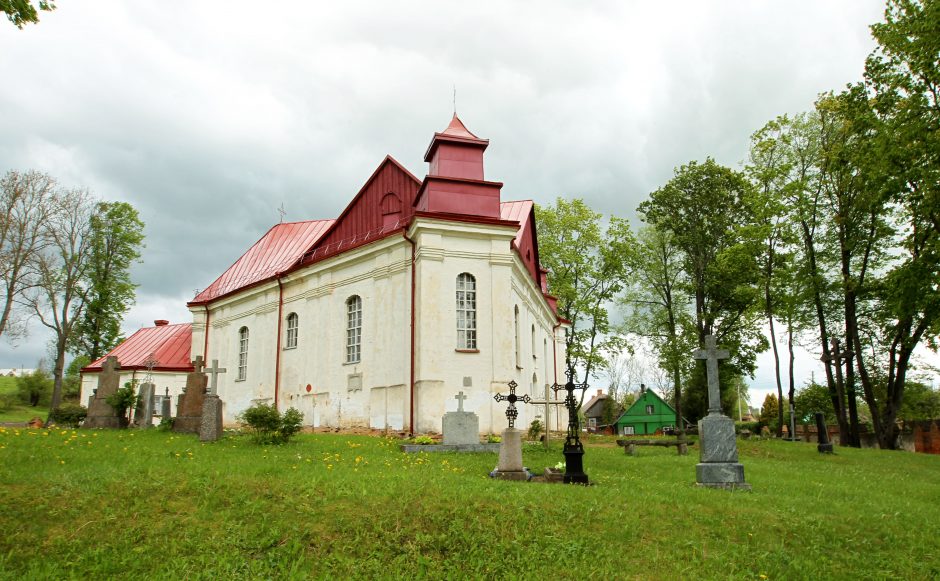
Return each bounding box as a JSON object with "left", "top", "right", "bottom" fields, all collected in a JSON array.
[{"left": 0, "top": 0, "right": 885, "bottom": 394}]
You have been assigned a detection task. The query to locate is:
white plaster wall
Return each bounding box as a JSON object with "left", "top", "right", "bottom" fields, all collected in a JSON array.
[
  {"left": 190, "top": 218, "right": 566, "bottom": 433},
  {"left": 79, "top": 370, "right": 188, "bottom": 411}
]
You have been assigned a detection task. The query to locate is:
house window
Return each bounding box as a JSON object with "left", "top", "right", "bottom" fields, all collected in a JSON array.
[
  {"left": 346, "top": 295, "right": 362, "bottom": 363},
  {"left": 587, "top": 417, "right": 597, "bottom": 429},
  {"left": 237, "top": 326, "right": 249, "bottom": 381},
  {"left": 456, "top": 273, "right": 477, "bottom": 349},
  {"left": 514, "top": 306, "right": 521, "bottom": 367},
  {"left": 623, "top": 426, "right": 635, "bottom": 435},
  {"left": 646, "top": 404, "right": 655, "bottom": 415},
  {"left": 285, "top": 312, "right": 298, "bottom": 349}
]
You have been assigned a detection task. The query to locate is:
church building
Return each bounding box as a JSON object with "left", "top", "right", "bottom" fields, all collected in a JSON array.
[{"left": 81, "top": 116, "right": 568, "bottom": 434}]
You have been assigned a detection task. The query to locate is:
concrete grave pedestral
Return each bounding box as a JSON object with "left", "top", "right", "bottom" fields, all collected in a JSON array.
[
  {"left": 133, "top": 382, "right": 155, "bottom": 429},
  {"left": 693, "top": 336, "right": 751, "bottom": 491},
  {"left": 173, "top": 357, "right": 208, "bottom": 434},
  {"left": 492, "top": 427, "right": 528, "bottom": 481},
  {"left": 83, "top": 357, "right": 123, "bottom": 429}
]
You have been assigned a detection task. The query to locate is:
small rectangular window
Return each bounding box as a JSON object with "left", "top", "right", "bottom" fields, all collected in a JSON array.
[{"left": 646, "top": 404, "right": 655, "bottom": 415}]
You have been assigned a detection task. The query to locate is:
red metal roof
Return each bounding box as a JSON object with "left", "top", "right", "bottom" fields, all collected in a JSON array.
[
  {"left": 190, "top": 220, "right": 333, "bottom": 304},
  {"left": 83, "top": 323, "right": 193, "bottom": 373},
  {"left": 500, "top": 200, "right": 532, "bottom": 248},
  {"left": 442, "top": 114, "right": 480, "bottom": 139}
]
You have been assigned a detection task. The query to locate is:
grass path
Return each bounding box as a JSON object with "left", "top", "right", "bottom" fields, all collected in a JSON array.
[{"left": 0, "top": 428, "right": 938, "bottom": 579}]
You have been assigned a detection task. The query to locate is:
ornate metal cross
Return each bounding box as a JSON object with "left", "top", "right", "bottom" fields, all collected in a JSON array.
[
  {"left": 550, "top": 368, "right": 590, "bottom": 484},
  {"left": 694, "top": 335, "right": 729, "bottom": 416},
  {"left": 204, "top": 359, "right": 227, "bottom": 396},
  {"left": 143, "top": 352, "right": 158, "bottom": 384},
  {"left": 493, "top": 380, "right": 531, "bottom": 429}
]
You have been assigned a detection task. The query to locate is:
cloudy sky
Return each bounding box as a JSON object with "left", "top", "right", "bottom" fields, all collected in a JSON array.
[{"left": 2, "top": 1, "right": 902, "bottom": 403}]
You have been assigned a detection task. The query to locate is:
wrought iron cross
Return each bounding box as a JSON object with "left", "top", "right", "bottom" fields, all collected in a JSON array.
[
  {"left": 493, "top": 380, "right": 531, "bottom": 429},
  {"left": 552, "top": 368, "right": 588, "bottom": 444},
  {"left": 143, "top": 352, "right": 158, "bottom": 384}
]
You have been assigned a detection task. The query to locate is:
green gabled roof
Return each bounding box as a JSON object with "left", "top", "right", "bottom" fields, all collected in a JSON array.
[{"left": 614, "top": 389, "right": 678, "bottom": 425}]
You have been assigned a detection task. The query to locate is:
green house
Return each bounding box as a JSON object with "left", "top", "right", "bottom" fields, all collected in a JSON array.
[{"left": 614, "top": 388, "right": 679, "bottom": 436}]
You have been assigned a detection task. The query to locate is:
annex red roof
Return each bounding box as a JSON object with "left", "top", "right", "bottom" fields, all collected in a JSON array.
[
  {"left": 83, "top": 323, "right": 193, "bottom": 373},
  {"left": 500, "top": 200, "right": 533, "bottom": 248},
  {"left": 190, "top": 220, "right": 333, "bottom": 305}
]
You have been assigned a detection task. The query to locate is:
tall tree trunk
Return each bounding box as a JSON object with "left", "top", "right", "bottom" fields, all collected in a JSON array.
[
  {"left": 841, "top": 252, "right": 862, "bottom": 448},
  {"left": 787, "top": 317, "right": 796, "bottom": 439}
]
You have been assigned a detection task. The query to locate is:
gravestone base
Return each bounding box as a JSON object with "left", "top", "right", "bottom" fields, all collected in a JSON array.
[
  {"left": 696, "top": 413, "right": 750, "bottom": 490},
  {"left": 83, "top": 407, "right": 123, "bottom": 430},
  {"left": 491, "top": 428, "right": 528, "bottom": 480},
  {"left": 174, "top": 415, "right": 202, "bottom": 434},
  {"left": 199, "top": 395, "right": 223, "bottom": 442}
]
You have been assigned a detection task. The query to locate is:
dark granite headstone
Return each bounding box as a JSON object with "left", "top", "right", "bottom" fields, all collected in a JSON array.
[
  {"left": 173, "top": 357, "right": 208, "bottom": 434},
  {"left": 84, "top": 357, "right": 123, "bottom": 429},
  {"left": 815, "top": 412, "right": 834, "bottom": 454}
]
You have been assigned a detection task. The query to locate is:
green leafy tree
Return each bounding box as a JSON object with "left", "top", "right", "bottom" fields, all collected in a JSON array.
[
  {"left": 536, "top": 198, "right": 635, "bottom": 404},
  {"left": 898, "top": 381, "right": 940, "bottom": 421},
  {"left": 622, "top": 225, "right": 696, "bottom": 432},
  {"left": 792, "top": 381, "right": 839, "bottom": 426},
  {"left": 70, "top": 202, "right": 145, "bottom": 361},
  {"left": 639, "top": 159, "right": 766, "bottom": 419},
  {"left": 759, "top": 393, "right": 780, "bottom": 431},
  {"left": 63, "top": 355, "right": 89, "bottom": 400},
  {"left": 1, "top": 0, "right": 54, "bottom": 28},
  {"left": 16, "top": 368, "right": 52, "bottom": 407}
]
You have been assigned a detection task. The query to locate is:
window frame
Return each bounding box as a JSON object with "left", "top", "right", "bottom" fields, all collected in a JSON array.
[
  {"left": 285, "top": 312, "right": 299, "bottom": 350},
  {"left": 237, "top": 326, "right": 249, "bottom": 381},
  {"left": 456, "top": 273, "right": 477, "bottom": 350},
  {"left": 346, "top": 295, "right": 362, "bottom": 364}
]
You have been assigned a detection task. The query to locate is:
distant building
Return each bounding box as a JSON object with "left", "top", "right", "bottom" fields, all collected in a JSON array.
[
  {"left": 582, "top": 389, "right": 623, "bottom": 431},
  {"left": 614, "top": 386, "right": 682, "bottom": 436},
  {"left": 0, "top": 368, "right": 35, "bottom": 378}
]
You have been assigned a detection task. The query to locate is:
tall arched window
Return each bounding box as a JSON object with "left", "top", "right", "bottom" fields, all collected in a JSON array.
[
  {"left": 285, "top": 312, "right": 299, "bottom": 349},
  {"left": 456, "top": 273, "right": 477, "bottom": 349},
  {"left": 531, "top": 324, "right": 537, "bottom": 360},
  {"left": 237, "top": 326, "right": 249, "bottom": 381},
  {"left": 514, "top": 306, "right": 521, "bottom": 368},
  {"left": 346, "top": 295, "right": 362, "bottom": 363}
]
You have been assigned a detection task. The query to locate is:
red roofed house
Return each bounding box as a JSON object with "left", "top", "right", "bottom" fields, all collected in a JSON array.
[
  {"left": 82, "top": 116, "right": 568, "bottom": 434},
  {"left": 80, "top": 321, "right": 193, "bottom": 413}
]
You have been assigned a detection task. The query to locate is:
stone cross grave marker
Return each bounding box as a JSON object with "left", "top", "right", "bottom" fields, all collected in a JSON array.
[
  {"left": 84, "top": 356, "right": 123, "bottom": 429},
  {"left": 200, "top": 359, "right": 226, "bottom": 442},
  {"left": 694, "top": 335, "right": 729, "bottom": 416},
  {"left": 455, "top": 390, "right": 467, "bottom": 412},
  {"left": 821, "top": 338, "right": 858, "bottom": 447},
  {"left": 693, "top": 335, "right": 750, "bottom": 490},
  {"left": 174, "top": 356, "right": 208, "bottom": 434},
  {"left": 529, "top": 382, "right": 566, "bottom": 449},
  {"left": 133, "top": 382, "right": 156, "bottom": 429}
]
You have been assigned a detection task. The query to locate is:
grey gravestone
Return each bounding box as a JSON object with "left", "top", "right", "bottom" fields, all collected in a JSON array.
[
  {"left": 161, "top": 392, "right": 172, "bottom": 419},
  {"left": 199, "top": 360, "right": 226, "bottom": 442},
  {"left": 442, "top": 391, "right": 479, "bottom": 446},
  {"left": 694, "top": 336, "right": 750, "bottom": 490},
  {"left": 84, "top": 357, "right": 123, "bottom": 429},
  {"left": 815, "top": 412, "right": 834, "bottom": 454},
  {"left": 133, "top": 382, "right": 155, "bottom": 429},
  {"left": 173, "top": 357, "right": 208, "bottom": 434}
]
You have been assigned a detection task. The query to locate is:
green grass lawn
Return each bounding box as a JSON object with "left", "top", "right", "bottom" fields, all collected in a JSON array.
[
  {"left": 0, "top": 428, "right": 938, "bottom": 580},
  {"left": 0, "top": 376, "right": 40, "bottom": 424}
]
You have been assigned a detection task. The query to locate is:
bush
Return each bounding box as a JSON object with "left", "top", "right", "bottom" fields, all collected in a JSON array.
[
  {"left": 0, "top": 393, "right": 18, "bottom": 413},
  {"left": 105, "top": 382, "right": 139, "bottom": 427},
  {"left": 486, "top": 433, "right": 501, "bottom": 443},
  {"left": 16, "top": 369, "right": 52, "bottom": 407},
  {"left": 410, "top": 434, "right": 435, "bottom": 445},
  {"left": 239, "top": 403, "right": 303, "bottom": 445},
  {"left": 157, "top": 416, "right": 175, "bottom": 431},
  {"left": 49, "top": 403, "right": 88, "bottom": 428},
  {"left": 528, "top": 419, "right": 543, "bottom": 441}
]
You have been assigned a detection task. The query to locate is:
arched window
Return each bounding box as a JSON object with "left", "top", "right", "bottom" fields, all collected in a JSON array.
[
  {"left": 456, "top": 273, "right": 477, "bottom": 349},
  {"left": 514, "top": 306, "right": 521, "bottom": 368},
  {"left": 531, "top": 324, "right": 537, "bottom": 360},
  {"left": 237, "top": 327, "right": 249, "bottom": 381},
  {"left": 285, "top": 312, "right": 299, "bottom": 349},
  {"left": 346, "top": 295, "right": 362, "bottom": 363}
]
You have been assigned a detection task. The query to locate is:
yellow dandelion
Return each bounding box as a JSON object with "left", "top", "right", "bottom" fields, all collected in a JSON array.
[{"left": 60, "top": 460, "right": 65, "bottom": 464}]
